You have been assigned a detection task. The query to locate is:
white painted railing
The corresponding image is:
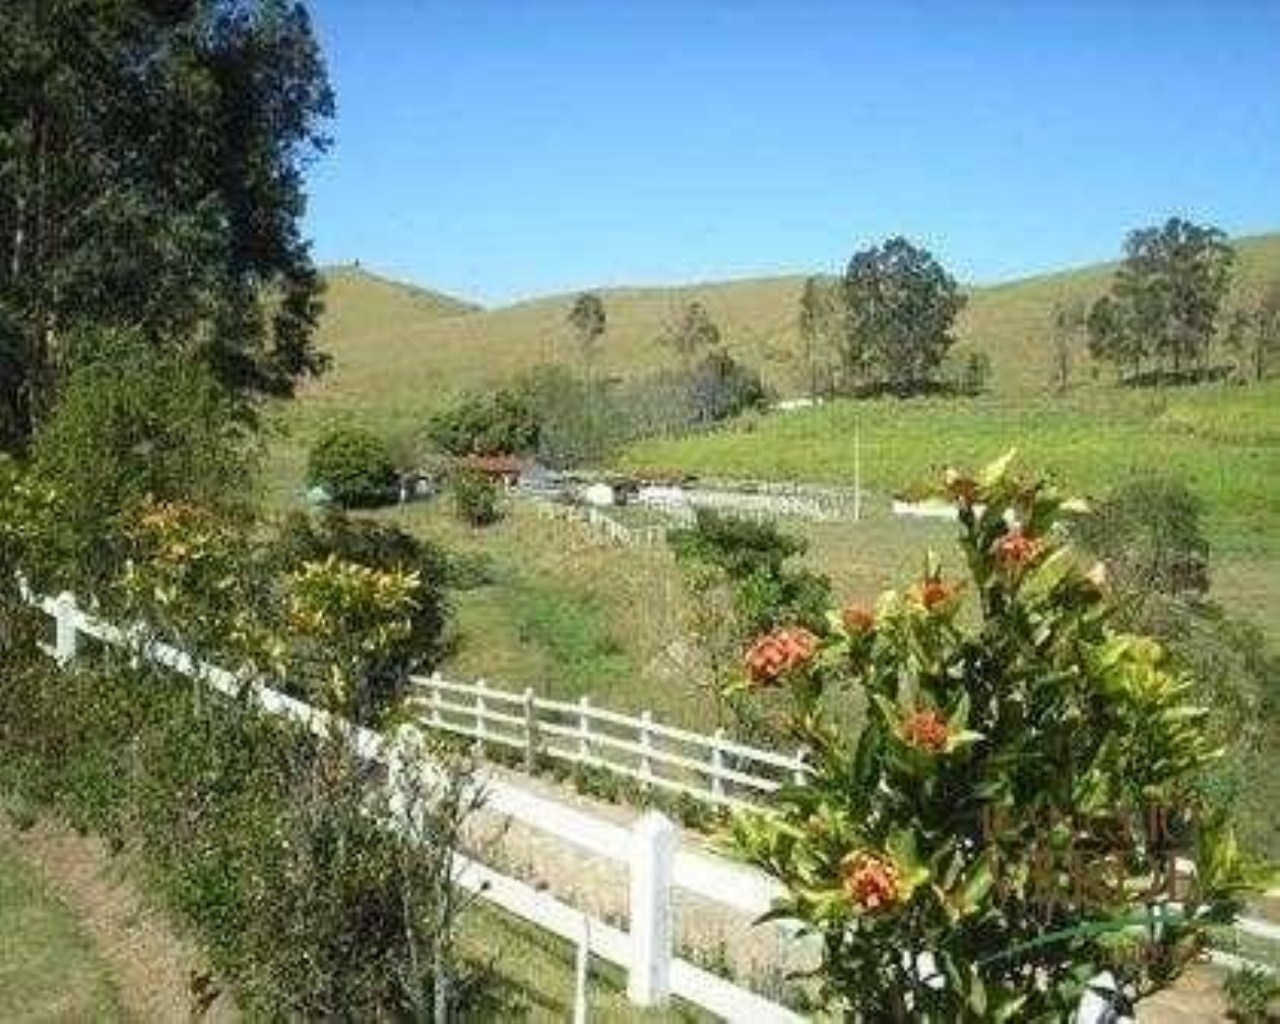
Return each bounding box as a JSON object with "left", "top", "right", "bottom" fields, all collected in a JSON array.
[
  {"left": 529, "top": 498, "right": 670, "bottom": 547},
  {"left": 22, "top": 588, "right": 803, "bottom": 1022},
  {"left": 408, "top": 673, "right": 810, "bottom": 810},
  {"left": 19, "top": 586, "right": 1278, "bottom": 1018}
]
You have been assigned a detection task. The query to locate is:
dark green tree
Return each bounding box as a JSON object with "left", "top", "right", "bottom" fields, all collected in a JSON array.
[
  {"left": 1048, "top": 297, "right": 1087, "bottom": 394},
  {"left": 659, "top": 300, "right": 721, "bottom": 364},
  {"left": 842, "top": 237, "right": 966, "bottom": 394},
  {"left": 1225, "top": 281, "right": 1280, "bottom": 383},
  {"left": 1089, "top": 217, "right": 1236, "bottom": 382},
  {"left": 0, "top": 0, "right": 334, "bottom": 451},
  {"left": 795, "top": 275, "right": 842, "bottom": 398},
  {"left": 566, "top": 291, "right": 606, "bottom": 368}
]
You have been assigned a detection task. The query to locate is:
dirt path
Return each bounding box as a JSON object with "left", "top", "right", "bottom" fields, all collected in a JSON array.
[{"left": 0, "top": 819, "right": 237, "bottom": 1023}]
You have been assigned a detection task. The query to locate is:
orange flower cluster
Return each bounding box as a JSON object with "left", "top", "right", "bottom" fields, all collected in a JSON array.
[
  {"left": 744, "top": 627, "right": 818, "bottom": 686},
  {"left": 901, "top": 708, "right": 950, "bottom": 753},
  {"left": 840, "top": 851, "right": 902, "bottom": 913},
  {"left": 917, "top": 578, "right": 957, "bottom": 612},
  {"left": 841, "top": 604, "right": 876, "bottom": 635},
  {"left": 993, "top": 526, "right": 1041, "bottom": 568}
]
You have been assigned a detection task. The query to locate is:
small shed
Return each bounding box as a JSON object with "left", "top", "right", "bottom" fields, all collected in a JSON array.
[{"left": 454, "top": 454, "right": 529, "bottom": 488}]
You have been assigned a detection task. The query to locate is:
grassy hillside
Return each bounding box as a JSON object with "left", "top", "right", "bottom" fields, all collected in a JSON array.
[{"left": 296, "top": 233, "right": 1280, "bottom": 434}]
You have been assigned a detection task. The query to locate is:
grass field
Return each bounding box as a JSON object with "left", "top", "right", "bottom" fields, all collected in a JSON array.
[
  {"left": 0, "top": 845, "right": 123, "bottom": 1022},
  {"left": 262, "top": 231, "right": 1280, "bottom": 711},
  {"left": 288, "top": 232, "right": 1280, "bottom": 434}
]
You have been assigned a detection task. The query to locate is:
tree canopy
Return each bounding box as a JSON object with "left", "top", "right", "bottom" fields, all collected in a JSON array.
[
  {"left": 0, "top": 0, "right": 334, "bottom": 451},
  {"left": 566, "top": 291, "right": 606, "bottom": 364},
  {"left": 1087, "top": 217, "right": 1235, "bottom": 381},
  {"left": 842, "top": 237, "right": 966, "bottom": 394},
  {"left": 659, "top": 300, "right": 722, "bottom": 362}
]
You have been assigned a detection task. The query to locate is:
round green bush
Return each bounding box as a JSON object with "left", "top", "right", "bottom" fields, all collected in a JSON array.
[
  {"left": 451, "top": 469, "right": 501, "bottom": 526},
  {"left": 306, "top": 428, "right": 397, "bottom": 509}
]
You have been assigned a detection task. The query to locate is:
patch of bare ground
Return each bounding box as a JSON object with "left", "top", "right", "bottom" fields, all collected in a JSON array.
[{"left": 0, "top": 817, "right": 237, "bottom": 1023}]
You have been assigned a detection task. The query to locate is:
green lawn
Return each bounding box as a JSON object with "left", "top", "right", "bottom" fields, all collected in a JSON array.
[
  {"left": 376, "top": 500, "right": 715, "bottom": 728},
  {"left": 621, "top": 383, "right": 1280, "bottom": 559},
  {"left": 462, "top": 907, "right": 709, "bottom": 1022},
  {"left": 0, "top": 844, "right": 123, "bottom": 1022}
]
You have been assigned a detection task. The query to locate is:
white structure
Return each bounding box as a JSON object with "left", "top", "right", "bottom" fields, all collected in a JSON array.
[
  {"left": 409, "top": 673, "right": 810, "bottom": 809},
  {"left": 582, "top": 482, "right": 616, "bottom": 507}
]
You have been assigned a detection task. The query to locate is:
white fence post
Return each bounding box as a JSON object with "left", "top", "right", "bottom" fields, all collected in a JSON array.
[
  {"left": 475, "top": 679, "right": 488, "bottom": 755},
  {"left": 573, "top": 911, "right": 591, "bottom": 1024},
  {"left": 53, "top": 591, "right": 79, "bottom": 667},
  {"left": 577, "top": 695, "right": 591, "bottom": 762},
  {"left": 627, "top": 811, "right": 676, "bottom": 1006},
  {"left": 710, "top": 728, "right": 727, "bottom": 802},
  {"left": 522, "top": 687, "right": 537, "bottom": 772},
  {"left": 429, "top": 672, "right": 444, "bottom": 728},
  {"left": 792, "top": 746, "right": 810, "bottom": 786},
  {"left": 639, "top": 710, "right": 653, "bottom": 788}
]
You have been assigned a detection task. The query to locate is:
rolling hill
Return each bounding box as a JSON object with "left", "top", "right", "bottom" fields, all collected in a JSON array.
[{"left": 300, "top": 232, "right": 1280, "bottom": 439}]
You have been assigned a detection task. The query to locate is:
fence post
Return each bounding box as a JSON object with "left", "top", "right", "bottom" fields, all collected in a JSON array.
[
  {"left": 627, "top": 811, "right": 676, "bottom": 1006},
  {"left": 639, "top": 711, "right": 653, "bottom": 788},
  {"left": 475, "top": 679, "right": 488, "bottom": 755},
  {"left": 53, "top": 591, "right": 79, "bottom": 667},
  {"left": 429, "top": 672, "right": 444, "bottom": 728},
  {"left": 573, "top": 911, "right": 591, "bottom": 1024},
  {"left": 792, "top": 745, "right": 810, "bottom": 786},
  {"left": 523, "top": 687, "right": 537, "bottom": 772},
  {"left": 577, "top": 695, "right": 592, "bottom": 762},
  {"left": 710, "top": 728, "right": 726, "bottom": 802}
]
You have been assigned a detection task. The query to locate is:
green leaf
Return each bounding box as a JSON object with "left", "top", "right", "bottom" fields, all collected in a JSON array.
[{"left": 977, "top": 448, "right": 1018, "bottom": 489}]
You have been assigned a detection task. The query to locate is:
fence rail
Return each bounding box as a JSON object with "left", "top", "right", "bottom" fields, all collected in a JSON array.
[
  {"left": 408, "top": 674, "right": 809, "bottom": 809},
  {"left": 22, "top": 587, "right": 803, "bottom": 1021},
  {"left": 17, "top": 585, "right": 1278, "bottom": 1019}
]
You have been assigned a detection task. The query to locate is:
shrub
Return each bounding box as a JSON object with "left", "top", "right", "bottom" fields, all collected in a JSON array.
[
  {"left": 1224, "top": 965, "right": 1280, "bottom": 1022},
  {"left": 451, "top": 469, "right": 501, "bottom": 527},
  {"left": 307, "top": 427, "right": 396, "bottom": 508},
  {"left": 730, "top": 452, "right": 1269, "bottom": 1019},
  {"left": 272, "top": 511, "right": 451, "bottom": 684},
  {"left": 686, "top": 348, "right": 771, "bottom": 424},
  {"left": 426, "top": 389, "right": 540, "bottom": 457},
  {"left": 26, "top": 341, "right": 254, "bottom": 596}
]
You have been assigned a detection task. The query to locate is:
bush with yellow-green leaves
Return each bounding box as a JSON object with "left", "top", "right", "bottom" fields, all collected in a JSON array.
[{"left": 731, "top": 452, "right": 1274, "bottom": 1021}]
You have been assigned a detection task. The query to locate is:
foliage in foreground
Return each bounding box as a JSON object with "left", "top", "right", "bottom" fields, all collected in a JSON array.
[
  {"left": 0, "top": 469, "right": 491, "bottom": 1018},
  {"left": 731, "top": 453, "right": 1272, "bottom": 1020},
  {"left": 0, "top": 0, "right": 333, "bottom": 451}
]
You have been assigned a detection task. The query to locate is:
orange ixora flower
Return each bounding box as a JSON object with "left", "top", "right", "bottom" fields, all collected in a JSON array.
[
  {"left": 993, "top": 526, "right": 1042, "bottom": 568},
  {"left": 841, "top": 604, "right": 876, "bottom": 635},
  {"left": 901, "top": 708, "right": 950, "bottom": 754},
  {"left": 840, "top": 850, "right": 903, "bottom": 913},
  {"left": 916, "top": 578, "right": 957, "bottom": 613},
  {"left": 743, "top": 627, "right": 819, "bottom": 686}
]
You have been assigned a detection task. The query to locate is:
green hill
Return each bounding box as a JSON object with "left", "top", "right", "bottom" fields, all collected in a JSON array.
[{"left": 301, "top": 234, "right": 1280, "bottom": 438}]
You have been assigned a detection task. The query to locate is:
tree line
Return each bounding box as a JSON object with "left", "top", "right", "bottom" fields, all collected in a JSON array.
[{"left": 0, "top": 0, "right": 333, "bottom": 452}]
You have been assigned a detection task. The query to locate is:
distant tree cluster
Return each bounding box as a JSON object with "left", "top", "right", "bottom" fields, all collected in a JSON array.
[
  {"left": 793, "top": 237, "right": 971, "bottom": 398},
  {"left": 1085, "top": 218, "right": 1236, "bottom": 383}
]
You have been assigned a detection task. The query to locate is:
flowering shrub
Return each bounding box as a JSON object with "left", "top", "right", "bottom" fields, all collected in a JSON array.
[
  {"left": 732, "top": 452, "right": 1271, "bottom": 1020},
  {"left": 286, "top": 554, "right": 420, "bottom": 718}
]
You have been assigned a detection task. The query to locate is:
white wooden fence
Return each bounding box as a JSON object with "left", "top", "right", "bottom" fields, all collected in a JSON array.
[
  {"left": 22, "top": 588, "right": 804, "bottom": 1022},
  {"left": 18, "top": 587, "right": 1279, "bottom": 1018},
  {"left": 530, "top": 499, "right": 671, "bottom": 548},
  {"left": 408, "top": 673, "right": 810, "bottom": 809}
]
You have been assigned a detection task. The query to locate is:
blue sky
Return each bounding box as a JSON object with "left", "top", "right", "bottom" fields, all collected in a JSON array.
[{"left": 304, "top": 1, "right": 1280, "bottom": 306}]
